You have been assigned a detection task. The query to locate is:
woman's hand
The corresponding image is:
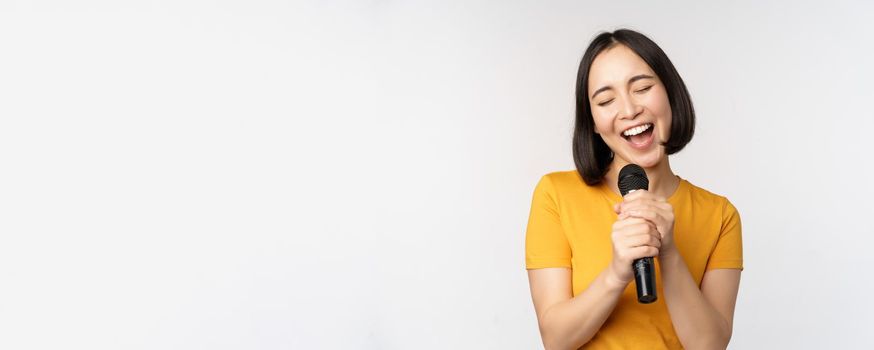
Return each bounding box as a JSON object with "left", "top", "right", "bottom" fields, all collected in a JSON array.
[
  {"left": 607, "top": 216, "right": 662, "bottom": 286},
  {"left": 613, "top": 190, "right": 677, "bottom": 257}
]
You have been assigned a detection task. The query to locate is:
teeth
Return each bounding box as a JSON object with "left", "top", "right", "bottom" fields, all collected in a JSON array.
[{"left": 623, "top": 123, "right": 652, "bottom": 137}]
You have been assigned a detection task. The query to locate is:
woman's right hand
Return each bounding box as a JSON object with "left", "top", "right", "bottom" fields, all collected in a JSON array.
[{"left": 607, "top": 214, "right": 662, "bottom": 286}]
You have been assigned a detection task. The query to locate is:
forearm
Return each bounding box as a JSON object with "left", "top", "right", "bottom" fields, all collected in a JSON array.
[
  {"left": 660, "top": 250, "right": 731, "bottom": 349},
  {"left": 538, "top": 267, "right": 626, "bottom": 350}
]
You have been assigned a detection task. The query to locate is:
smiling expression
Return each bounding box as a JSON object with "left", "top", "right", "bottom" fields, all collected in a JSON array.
[{"left": 587, "top": 44, "right": 673, "bottom": 169}]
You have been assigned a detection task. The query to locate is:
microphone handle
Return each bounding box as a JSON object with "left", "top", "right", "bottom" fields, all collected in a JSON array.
[{"left": 633, "top": 256, "right": 657, "bottom": 304}]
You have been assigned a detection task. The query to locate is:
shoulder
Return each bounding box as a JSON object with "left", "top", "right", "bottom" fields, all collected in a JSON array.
[
  {"left": 682, "top": 179, "right": 740, "bottom": 218},
  {"left": 536, "top": 170, "right": 592, "bottom": 193},
  {"left": 540, "top": 170, "right": 583, "bottom": 186},
  {"left": 533, "top": 170, "right": 602, "bottom": 203}
]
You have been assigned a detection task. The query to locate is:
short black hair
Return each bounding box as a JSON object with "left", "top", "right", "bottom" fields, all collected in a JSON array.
[{"left": 573, "top": 29, "right": 695, "bottom": 186}]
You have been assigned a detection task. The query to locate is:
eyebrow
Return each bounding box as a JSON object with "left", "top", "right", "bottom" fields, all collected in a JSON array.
[{"left": 590, "top": 74, "right": 655, "bottom": 100}]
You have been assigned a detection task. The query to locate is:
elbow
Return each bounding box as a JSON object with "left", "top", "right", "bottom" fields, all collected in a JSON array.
[
  {"left": 720, "top": 324, "right": 734, "bottom": 349},
  {"left": 541, "top": 339, "right": 560, "bottom": 350},
  {"left": 715, "top": 317, "right": 733, "bottom": 349},
  {"left": 538, "top": 320, "right": 563, "bottom": 350},
  {"left": 683, "top": 328, "right": 732, "bottom": 350},
  {"left": 537, "top": 315, "right": 592, "bottom": 350},
  {"left": 702, "top": 335, "right": 732, "bottom": 350},
  {"left": 541, "top": 336, "right": 573, "bottom": 350},
  {"left": 690, "top": 316, "right": 733, "bottom": 349},
  {"left": 706, "top": 332, "right": 732, "bottom": 350},
  {"left": 537, "top": 313, "right": 572, "bottom": 350}
]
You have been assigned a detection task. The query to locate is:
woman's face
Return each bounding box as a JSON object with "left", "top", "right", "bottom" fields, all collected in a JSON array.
[{"left": 587, "top": 44, "right": 672, "bottom": 169}]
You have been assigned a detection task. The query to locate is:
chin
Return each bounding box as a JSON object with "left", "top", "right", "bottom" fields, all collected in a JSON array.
[{"left": 622, "top": 148, "right": 665, "bottom": 169}]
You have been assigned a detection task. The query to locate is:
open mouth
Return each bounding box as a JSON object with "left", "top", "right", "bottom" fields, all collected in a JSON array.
[{"left": 621, "top": 123, "right": 654, "bottom": 148}]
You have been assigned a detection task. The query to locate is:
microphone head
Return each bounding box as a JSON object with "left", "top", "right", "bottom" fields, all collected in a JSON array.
[{"left": 618, "top": 164, "right": 649, "bottom": 197}]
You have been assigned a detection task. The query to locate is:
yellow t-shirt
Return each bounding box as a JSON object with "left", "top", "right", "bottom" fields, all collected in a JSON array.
[{"left": 525, "top": 170, "right": 743, "bottom": 349}]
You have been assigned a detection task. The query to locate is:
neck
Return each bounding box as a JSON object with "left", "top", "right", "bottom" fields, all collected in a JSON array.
[{"left": 605, "top": 157, "right": 679, "bottom": 199}]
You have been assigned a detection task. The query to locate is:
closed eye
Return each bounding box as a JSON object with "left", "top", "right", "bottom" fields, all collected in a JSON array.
[
  {"left": 635, "top": 85, "right": 653, "bottom": 93},
  {"left": 597, "top": 99, "right": 614, "bottom": 107}
]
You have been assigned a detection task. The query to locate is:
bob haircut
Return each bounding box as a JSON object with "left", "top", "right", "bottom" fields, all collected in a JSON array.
[{"left": 573, "top": 29, "right": 695, "bottom": 186}]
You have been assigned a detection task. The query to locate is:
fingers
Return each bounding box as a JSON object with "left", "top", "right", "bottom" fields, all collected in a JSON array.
[
  {"left": 622, "top": 189, "right": 667, "bottom": 202},
  {"left": 621, "top": 205, "right": 674, "bottom": 226},
  {"left": 611, "top": 209, "right": 662, "bottom": 266},
  {"left": 612, "top": 219, "right": 660, "bottom": 243},
  {"left": 615, "top": 245, "right": 660, "bottom": 262},
  {"left": 630, "top": 245, "right": 660, "bottom": 260},
  {"left": 620, "top": 208, "right": 660, "bottom": 223},
  {"left": 622, "top": 231, "right": 661, "bottom": 248},
  {"left": 619, "top": 190, "right": 669, "bottom": 215},
  {"left": 616, "top": 193, "right": 673, "bottom": 233},
  {"left": 618, "top": 198, "right": 671, "bottom": 215},
  {"left": 612, "top": 217, "right": 656, "bottom": 231}
]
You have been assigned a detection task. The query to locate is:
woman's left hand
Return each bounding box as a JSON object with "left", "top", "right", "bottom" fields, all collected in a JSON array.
[{"left": 613, "top": 190, "right": 677, "bottom": 258}]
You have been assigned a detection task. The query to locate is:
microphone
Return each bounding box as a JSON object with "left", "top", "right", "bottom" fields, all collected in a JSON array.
[{"left": 618, "top": 164, "right": 657, "bottom": 304}]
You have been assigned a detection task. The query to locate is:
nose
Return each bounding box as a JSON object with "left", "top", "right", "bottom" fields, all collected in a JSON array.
[{"left": 618, "top": 94, "right": 643, "bottom": 120}]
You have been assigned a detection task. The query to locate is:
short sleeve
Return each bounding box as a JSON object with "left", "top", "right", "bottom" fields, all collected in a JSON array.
[
  {"left": 525, "top": 174, "right": 572, "bottom": 269},
  {"left": 705, "top": 199, "right": 744, "bottom": 271}
]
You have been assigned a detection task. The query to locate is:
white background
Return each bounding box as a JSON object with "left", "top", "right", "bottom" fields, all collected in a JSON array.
[{"left": 1, "top": 1, "right": 872, "bottom": 349}]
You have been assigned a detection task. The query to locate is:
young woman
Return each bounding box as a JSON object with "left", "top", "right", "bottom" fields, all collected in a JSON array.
[{"left": 525, "top": 29, "right": 743, "bottom": 349}]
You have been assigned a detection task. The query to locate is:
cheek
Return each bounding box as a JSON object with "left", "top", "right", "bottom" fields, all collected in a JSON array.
[
  {"left": 591, "top": 111, "right": 613, "bottom": 135},
  {"left": 645, "top": 90, "right": 672, "bottom": 130}
]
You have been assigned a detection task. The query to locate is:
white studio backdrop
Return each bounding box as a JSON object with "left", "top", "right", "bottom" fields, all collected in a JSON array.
[{"left": 1, "top": 1, "right": 872, "bottom": 349}]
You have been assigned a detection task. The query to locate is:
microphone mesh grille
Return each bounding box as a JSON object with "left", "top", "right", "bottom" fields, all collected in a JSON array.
[{"left": 618, "top": 164, "right": 649, "bottom": 196}]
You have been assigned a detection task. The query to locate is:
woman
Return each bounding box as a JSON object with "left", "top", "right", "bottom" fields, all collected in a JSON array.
[{"left": 525, "top": 29, "right": 743, "bottom": 349}]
